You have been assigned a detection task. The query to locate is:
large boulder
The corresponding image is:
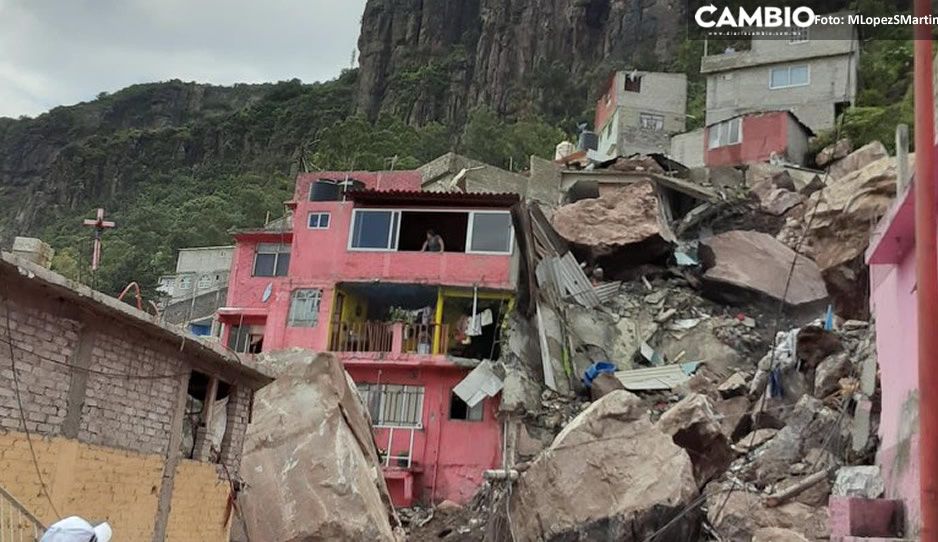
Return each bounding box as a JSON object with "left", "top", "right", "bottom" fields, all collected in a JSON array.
[
  {"left": 699, "top": 230, "right": 828, "bottom": 307},
  {"left": 815, "top": 138, "right": 853, "bottom": 168},
  {"left": 551, "top": 180, "right": 674, "bottom": 269},
  {"left": 828, "top": 141, "right": 888, "bottom": 180},
  {"left": 239, "top": 351, "right": 399, "bottom": 542},
  {"left": 656, "top": 394, "right": 735, "bottom": 486},
  {"left": 509, "top": 390, "right": 699, "bottom": 541}
]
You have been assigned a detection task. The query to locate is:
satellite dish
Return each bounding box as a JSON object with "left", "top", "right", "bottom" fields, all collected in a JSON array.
[{"left": 262, "top": 283, "right": 273, "bottom": 303}]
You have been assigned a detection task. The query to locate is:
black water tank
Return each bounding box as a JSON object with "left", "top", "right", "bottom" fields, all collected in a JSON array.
[
  {"left": 578, "top": 130, "right": 598, "bottom": 151},
  {"left": 310, "top": 179, "right": 339, "bottom": 201}
]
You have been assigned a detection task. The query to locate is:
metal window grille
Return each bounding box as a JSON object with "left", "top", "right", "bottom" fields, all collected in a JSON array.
[
  {"left": 358, "top": 383, "right": 424, "bottom": 427},
  {"left": 288, "top": 289, "right": 321, "bottom": 327}
]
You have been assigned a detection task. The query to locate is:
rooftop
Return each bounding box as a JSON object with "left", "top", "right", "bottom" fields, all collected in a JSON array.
[
  {"left": 347, "top": 189, "right": 521, "bottom": 208},
  {"left": 0, "top": 251, "right": 273, "bottom": 389}
]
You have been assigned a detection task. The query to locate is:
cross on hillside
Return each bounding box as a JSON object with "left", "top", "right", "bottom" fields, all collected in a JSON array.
[{"left": 82, "top": 208, "right": 115, "bottom": 271}]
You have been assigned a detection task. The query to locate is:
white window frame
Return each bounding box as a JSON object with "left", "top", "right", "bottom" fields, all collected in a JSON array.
[
  {"left": 358, "top": 383, "right": 425, "bottom": 428},
  {"left": 287, "top": 288, "right": 322, "bottom": 327},
  {"left": 769, "top": 64, "right": 810, "bottom": 89},
  {"left": 308, "top": 212, "right": 331, "bottom": 230},
  {"left": 708, "top": 118, "right": 743, "bottom": 149},
  {"left": 639, "top": 112, "right": 665, "bottom": 131},
  {"left": 178, "top": 275, "right": 192, "bottom": 290},
  {"left": 252, "top": 243, "right": 291, "bottom": 277},
  {"left": 466, "top": 211, "right": 515, "bottom": 255},
  {"left": 197, "top": 275, "right": 212, "bottom": 289},
  {"left": 348, "top": 209, "right": 401, "bottom": 252}
]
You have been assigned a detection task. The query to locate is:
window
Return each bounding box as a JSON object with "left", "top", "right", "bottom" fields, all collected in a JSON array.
[
  {"left": 789, "top": 28, "right": 809, "bottom": 43},
  {"left": 708, "top": 118, "right": 743, "bottom": 149},
  {"left": 770, "top": 64, "right": 810, "bottom": 89},
  {"left": 308, "top": 212, "right": 330, "bottom": 229},
  {"left": 197, "top": 275, "right": 212, "bottom": 289},
  {"left": 159, "top": 277, "right": 174, "bottom": 291},
  {"left": 449, "top": 392, "right": 483, "bottom": 421},
  {"left": 357, "top": 383, "right": 424, "bottom": 427},
  {"left": 467, "top": 212, "right": 513, "bottom": 254},
  {"left": 253, "top": 243, "right": 291, "bottom": 277},
  {"left": 288, "top": 289, "right": 321, "bottom": 327},
  {"left": 624, "top": 75, "right": 642, "bottom": 92},
  {"left": 228, "top": 325, "right": 264, "bottom": 353},
  {"left": 639, "top": 113, "right": 665, "bottom": 131},
  {"left": 350, "top": 210, "right": 400, "bottom": 250},
  {"left": 178, "top": 275, "right": 192, "bottom": 290}
]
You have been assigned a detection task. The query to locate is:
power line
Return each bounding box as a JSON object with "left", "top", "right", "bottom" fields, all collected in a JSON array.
[{"left": 2, "top": 302, "right": 61, "bottom": 521}]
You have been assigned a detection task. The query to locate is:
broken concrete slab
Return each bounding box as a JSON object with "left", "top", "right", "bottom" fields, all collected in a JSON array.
[
  {"left": 699, "top": 230, "right": 828, "bottom": 307},
  {"left": 814, "top": 352, "right": 851, "bottom": 398},
  {"left": 718, "top": 372, "right": 748, "bottom": 398},
  {"left": 240, "top": 351, "right": 398, "bottom": 542},
  {"left": 832, "top": 466, "right": 885, "bottom": 498},
  {"left": 509, "top": 390, "right": 699, "bottom": 541},
  {"left": 733, "top": 428, "right": 779, "bottom": 452},
  {"left": 657, "top": 317, "right": 745, "bottom": 378},
  {"left": 656, "top": 393, "right": 735, "bottom": 486},
  {"left": 706, "top": 481, "right": 830, "bottom": 541}
]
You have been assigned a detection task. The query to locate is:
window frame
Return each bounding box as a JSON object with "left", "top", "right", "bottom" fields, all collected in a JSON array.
[
  {"left": 466, "top": 210, "right": 514, "bottom": 255},
  {"left": 196, "top": 275, "right": 212, "bottom": 289},
  {"left": 789, "top": 28, "right": 810, "bottom": 43},
  {"left": 639, "top": 112, "right": 665, "bottom": 131},
  {"left": 769, "top": 64, "right": 810, "bottom": 90},
  {"left": 358, "top": 383, "right": 425, "bottom": 428},
  {"left": 307, "top": 212, "right": 331, "bottom": 230},
  {"left": 449, "top": 392, "right": 484, "bottom": 422},
  {"left": 348, "top": 209, "right": 401, "bottom": 252},
  {"left": 287, "top": 288, "right": 322, "bottom": 327},
  {"left": 707, "top": 118, "right": 743, "bottom": 149},
  {"left": 178, "top": 275, "right": 192, "bottom": 290},
  {"left": 252, "top": 243, "right": 291, "bottom": 277}
]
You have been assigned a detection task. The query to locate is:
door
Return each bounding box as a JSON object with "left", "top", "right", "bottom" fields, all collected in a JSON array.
[{"left": 329, "top": 292, "right": 346, "bottom": 350}]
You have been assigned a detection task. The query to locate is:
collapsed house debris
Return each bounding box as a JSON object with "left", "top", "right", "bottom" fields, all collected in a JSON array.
[{"left": 405, "top": 140, "right": 895, "bottom": 541}]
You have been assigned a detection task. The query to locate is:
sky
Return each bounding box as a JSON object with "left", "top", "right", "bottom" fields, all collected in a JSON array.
[{"left": 0, "top": 0, "right": 367, "bottom": 118}]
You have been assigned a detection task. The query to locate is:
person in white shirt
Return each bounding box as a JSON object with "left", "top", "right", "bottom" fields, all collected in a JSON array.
[{"left": 40, "top": 516, "right": 111, "bottom": 542}]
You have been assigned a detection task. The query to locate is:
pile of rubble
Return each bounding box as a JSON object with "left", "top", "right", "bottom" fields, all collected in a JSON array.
[{"left": 406, "top": 140, "right": 895, "bottom": 541}]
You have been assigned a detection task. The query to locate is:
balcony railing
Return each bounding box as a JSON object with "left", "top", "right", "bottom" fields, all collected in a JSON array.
[
  {"left": 379, "top": 426, "right": 416, "bottom": 469},
  {"left": 0, "top": 484, "right": 44, "bottom": 541},
  {"left": 329, "top": 321, "right": 449, "bottom": 355}
]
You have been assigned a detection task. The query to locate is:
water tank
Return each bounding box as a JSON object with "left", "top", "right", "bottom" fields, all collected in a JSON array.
[
  {"left": 578, "top": 130, "right": 598, "bottom": 152},
  {"left": 310, "top": 179, "right": 340, "bottom": 201},
  {"left": 554, "top": 141, "right": 576, "bottom": 160}
]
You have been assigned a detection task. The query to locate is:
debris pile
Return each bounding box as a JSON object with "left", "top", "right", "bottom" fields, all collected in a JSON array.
[{"left": 409, "top": 142, "right": 890, "bottom": 541}]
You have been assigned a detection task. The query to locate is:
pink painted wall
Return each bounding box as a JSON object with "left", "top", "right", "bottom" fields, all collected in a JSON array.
[
  {"left": 867, "top": 166, "right": 928, "bottom": 536},
  {"left": 705, "top": 111, "right": 789, "bottom": 167},
  {"left": 346, "top": 362, "right": 502, "bottom": 506},
  {"left": 594, "top": 73, "right": 619, "bottom": 132},
  {"left": 221, "top": 170, "right": 511, "bottom": 506}
]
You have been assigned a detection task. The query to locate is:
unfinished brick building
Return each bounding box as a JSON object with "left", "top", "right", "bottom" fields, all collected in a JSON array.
[{"left": 0, "top": 251, "right": 272, "bottom": 541}]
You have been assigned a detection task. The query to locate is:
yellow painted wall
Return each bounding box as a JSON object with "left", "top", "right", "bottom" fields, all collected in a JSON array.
[
  {"left": 164, "top": 459, "right": 232, "bottom": 542},
  {"left": 0, "top": 432, "right": 231, "bottom": 542},
  {"left": 340, "top": 289, "right": 369, "bottom": 323}
]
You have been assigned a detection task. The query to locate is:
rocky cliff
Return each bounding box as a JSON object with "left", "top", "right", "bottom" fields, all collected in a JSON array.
[{"left": 356, "top": 0, "right": 685, "bottom": 125}]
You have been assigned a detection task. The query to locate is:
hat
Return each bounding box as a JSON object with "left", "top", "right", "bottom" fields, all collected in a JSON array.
[{"left": 40, "top": 516, "right": 112, "bottom": 542}]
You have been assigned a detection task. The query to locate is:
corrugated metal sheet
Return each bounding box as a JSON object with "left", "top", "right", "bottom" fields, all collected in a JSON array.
[
  {"left": 593, "top": 281, "right": 622, "bottom": 303},
  {"left": 615, "top": 362, "right": 702, "bottom": 391},
  {"left": 453, "top": 360, "right": 504, "bottom": 407}
]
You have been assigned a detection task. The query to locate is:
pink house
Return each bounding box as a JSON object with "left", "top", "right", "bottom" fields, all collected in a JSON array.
[
  {"left": 704, "top": 111, "right": 813, "bottom": 167},
  {"left": 219, "top": 170, "right": 518, "bottom": 507}
]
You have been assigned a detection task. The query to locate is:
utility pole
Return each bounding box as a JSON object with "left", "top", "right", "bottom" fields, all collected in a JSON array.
[{"left": 82, "top": 208, "right": 116, "bottom": 281}]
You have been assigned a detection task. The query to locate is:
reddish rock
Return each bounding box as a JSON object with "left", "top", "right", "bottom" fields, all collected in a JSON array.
[{"left": 700, "top": 230, "right": 828, "bottom": 307}]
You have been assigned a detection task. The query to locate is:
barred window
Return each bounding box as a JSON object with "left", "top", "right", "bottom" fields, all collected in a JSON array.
[
  {"left": 288, "top": 289, "right": 322, "bottom": 327},
  {"left": 357, "top": 383, "right": 424, "bottom": 427}
]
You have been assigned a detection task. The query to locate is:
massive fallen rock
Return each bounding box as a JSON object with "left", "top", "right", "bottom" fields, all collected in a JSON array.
[
  {"left": 509, "top": 390, "right": 699, "bottom": 541},
  {"left": 551, "top": 180, "right": 674, "bottom": 270},
  {"left": 827, "top": 141, "right": 888, "bottom": 180},
  {"left": 815, "top": 138, "right": 853, "bottom": 168},
  {"left": 239, "top": 351, "right": 399, "bottom": 542},
  {"left": 699, "top": 230, "right": 828, "bottom": 307},
  {"left": 656, "top": 393, "right": 735, "bottom": 486},
  {"left": 777, "top": 148, "right": 902, "bottom": 318}
]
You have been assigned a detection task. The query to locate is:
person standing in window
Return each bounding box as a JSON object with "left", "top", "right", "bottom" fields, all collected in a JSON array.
[{"left": 421, "top": 229, "right": 445, "bottom": 252}]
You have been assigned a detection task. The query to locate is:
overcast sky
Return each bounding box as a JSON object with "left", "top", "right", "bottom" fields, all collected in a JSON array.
[{"left": 0, "top": 0, "right": 367, "bottom": 118}]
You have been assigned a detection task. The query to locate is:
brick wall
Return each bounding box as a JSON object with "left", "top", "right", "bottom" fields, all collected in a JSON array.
[{"left": 0, "top": 432, "right": 232, "bottom": 542}]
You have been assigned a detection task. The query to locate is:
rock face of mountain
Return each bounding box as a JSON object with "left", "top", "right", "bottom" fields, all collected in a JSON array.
[{"left": 356, "top": 0, "right": 685, "bottom": 125}]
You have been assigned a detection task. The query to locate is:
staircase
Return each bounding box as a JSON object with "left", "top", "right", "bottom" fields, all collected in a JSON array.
[{"left": 0, "top": 484, "right": 45, "bottom": 541}]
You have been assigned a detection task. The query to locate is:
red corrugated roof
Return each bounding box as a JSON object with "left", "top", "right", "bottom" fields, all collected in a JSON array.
[{"left": 347, "top": 189, "right": 520, "bottom": 208}]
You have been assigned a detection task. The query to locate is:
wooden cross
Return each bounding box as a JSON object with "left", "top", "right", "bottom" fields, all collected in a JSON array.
[{"left": 82, "top": 208, "right": 115, "bottom": 271}]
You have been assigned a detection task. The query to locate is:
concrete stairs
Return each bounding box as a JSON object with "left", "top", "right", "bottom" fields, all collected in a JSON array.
[{"left": 829, "top": 496, "right": 913, "bottom": 542}]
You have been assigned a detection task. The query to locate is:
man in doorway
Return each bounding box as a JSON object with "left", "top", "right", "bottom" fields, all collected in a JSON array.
[{"left": 421, "top": 229, "right": 445, "bottom": 252}]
